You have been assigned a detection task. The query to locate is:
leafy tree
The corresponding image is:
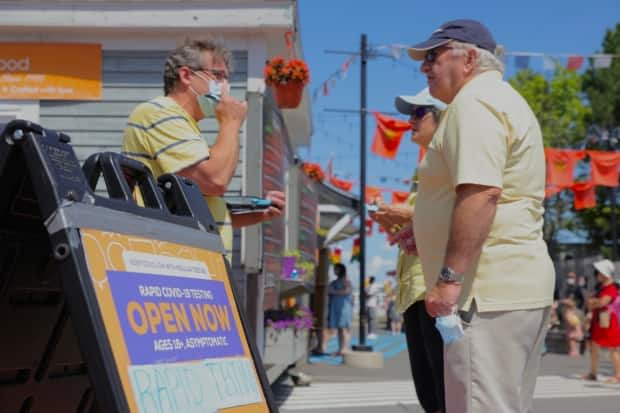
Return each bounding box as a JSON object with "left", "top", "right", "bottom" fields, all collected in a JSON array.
[
  {"left": 509, "top": 67, "right": 590, "bottom": 148},
  {"left": 578, "top": 22, "right": 620, "bottom": 258},
  {"left": 583, "top": 22, "right": 620, "bottom": 129},
  {"left": 509, "top": 67, "right": 591, "bottom": 255}
]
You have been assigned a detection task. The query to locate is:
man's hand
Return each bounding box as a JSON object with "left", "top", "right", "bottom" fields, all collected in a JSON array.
[
  {"left": 368, "top": 196, "right": 413, "bottom": 232},
  {"left": 425, "top": 281, "right": 462, "bottom": 317},
  {"left": 216, "top": 81, "right": 247, "bottom": 127},
  {"left": 387, "top": 224, "right": 417, "bottom": 255},
  {"left": 261, "top": 190, "right": 285, "bottom": 221}
]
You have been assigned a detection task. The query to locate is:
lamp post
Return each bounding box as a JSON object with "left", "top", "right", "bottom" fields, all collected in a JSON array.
[{"left": 583, "top": 125, "right": 620, "bottom": 260}]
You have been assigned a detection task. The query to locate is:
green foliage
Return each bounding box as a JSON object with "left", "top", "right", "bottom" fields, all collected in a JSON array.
[
  {"left": 583, "top": 22, "right": 620, "bottom": 128},
  {"left": 576, "top": 23, "right": 620, "bottom": 255},
  {"left": 509, "top": 67, "right": 590, "bottom": 148}
]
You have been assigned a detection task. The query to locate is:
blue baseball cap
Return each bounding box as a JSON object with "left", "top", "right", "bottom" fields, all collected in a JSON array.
[
  {"left": 408, "top": 19, "right": 497, "bottom": 61},
  {"left": 395, "top": 87, "right": 447, "bottom": 115}
]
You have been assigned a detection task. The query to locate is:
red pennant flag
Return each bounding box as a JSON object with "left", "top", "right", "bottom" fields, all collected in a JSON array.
[
  {"left": 544, "top": 148, "right": 586, "bottom": 188},
  {"left": 391, "top": 190, "right": 409, "bottom": 204},
  {"left": 365, "top": 186, "right": 383, "bottom": 203},
  {"left": 587, "top": 150, "right": 620, "bottom": 187},
  {"left": 370, "top": 112, "right": 412, "bottom": 160},
  {"left": 571, "top": 182, "right": 596, "bottom": 210},
  {"left": 329, "top": 176, "right": 354, "bottom": 192},
  {"left": 365, "top": 219, "right": 373, "bottom": 236},
  {"left": 567, "top": 56, "right": 585, "bottom": 71}
]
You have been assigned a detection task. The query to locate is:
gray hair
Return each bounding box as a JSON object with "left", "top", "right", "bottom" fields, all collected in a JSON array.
[
  {"left": 163, "top": 37, "right": 231, "bottom": 95},
  {"left": 449, "top": 41, "right": 505, "bottom": 74}
]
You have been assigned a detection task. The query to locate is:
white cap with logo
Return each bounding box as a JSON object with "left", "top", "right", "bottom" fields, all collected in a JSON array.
[{"left": 395, "top": 87, "right": 447, "bottom": 115}]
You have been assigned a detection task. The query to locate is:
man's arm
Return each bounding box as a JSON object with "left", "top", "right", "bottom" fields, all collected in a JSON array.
[
  {"left": 425, "top": 183, "right": 500, "bottom": 317},
  {"left": 178, "top": 87, "right": 247, "bottom": 195},
  {"left": 230, "top": 190, "right": 286, "bottom": 228},
  {"left": 444, "top": 183, "right": 501, "bottom": 274}
]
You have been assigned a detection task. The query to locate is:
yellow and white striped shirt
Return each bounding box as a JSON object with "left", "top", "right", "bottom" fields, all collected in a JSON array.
[{"left": 122, "top": 96, "right": 233, "bottom": 258}]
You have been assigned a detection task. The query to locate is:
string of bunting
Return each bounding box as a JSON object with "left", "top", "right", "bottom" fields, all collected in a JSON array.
[
  {"left": 312, "top": 54, "right": 357, "bottom": 102},
  {"left": 312, "top": 46, "right": 617, "bottom": 104},
  {"left": 370, "top": 43, "right": 618, "bottom": 71},
  {"left": 544, "top": 148, "right": 620, "bottom": 210}
]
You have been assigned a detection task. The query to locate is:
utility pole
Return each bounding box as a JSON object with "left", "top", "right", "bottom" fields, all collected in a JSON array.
[
  {"left": 352, "top": 33, "right": 372, "bottom": 351},
  {"left": 323, "top": 35, "right": 398, "bottom": 352}
]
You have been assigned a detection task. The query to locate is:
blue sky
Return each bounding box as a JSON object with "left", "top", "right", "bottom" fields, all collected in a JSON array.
[{"left": 296, "top": 0, "right": 619, "bottom": 286}]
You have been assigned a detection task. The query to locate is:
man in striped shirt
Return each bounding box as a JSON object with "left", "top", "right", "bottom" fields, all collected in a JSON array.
[{"left": 122, "top": 38, "right": 285, "bottom": 260}]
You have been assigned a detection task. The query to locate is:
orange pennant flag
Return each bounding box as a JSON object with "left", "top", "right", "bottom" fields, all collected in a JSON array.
[
  {"left": 365, "top": 186, "right": 383, "bottom": 203},
  {"left": 544, "top": 148, "right": 586, "bottom": 188},
  {"left": 329, "top": 176, "right": 354, "bottom": 192},
  {"left": 587, "top": 150, "right": 620, "bottom": 187},
  {"left": 391, "top": 191, "right": 409, "bottom": 204},
  {"left": 571, "top": 181, "right": 596, "bottom": 210},
  {"left": 371, "top": 112, "right": 412, "bottom": 160}
]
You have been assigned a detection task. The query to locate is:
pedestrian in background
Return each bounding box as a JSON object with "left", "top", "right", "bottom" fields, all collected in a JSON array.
[
  {"left": 370, "top": 87, "right": 447, "bottom": 413},
  {"left": 408, "top": 19, "right": 555, "bottom": 412},
  {"left": 582, "top": 259, "right": 620, "bottom": 382},
  {"left": 366, "top": 276, "right": 380, "bottom": 339},
  {"left": 326, "top": 263, "right": 353, "bottom": 356},
  {"left": 562, "top": 299, "right": 584, "bottom": 357}
]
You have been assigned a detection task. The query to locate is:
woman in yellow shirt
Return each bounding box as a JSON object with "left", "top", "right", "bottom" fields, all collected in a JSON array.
[{"left": 370, "top": 88, "right": 446, "bottom": 413}]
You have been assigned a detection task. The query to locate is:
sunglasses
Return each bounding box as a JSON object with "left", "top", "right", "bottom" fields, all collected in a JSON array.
[
  {"left": 423, "top": 46, "right": 453, "bottom": 63},
  {"left": 411, "top": 106, "right": 432, "bottom": 119}
]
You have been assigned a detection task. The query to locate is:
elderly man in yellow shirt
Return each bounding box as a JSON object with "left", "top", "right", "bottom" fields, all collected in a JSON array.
[
  {"left": 371, "top": 87, "right": 446, "bottom": 413},
  {"left": 122, "top": 38, "right": 284, "bottom": 260},
  {"left": 406, "top": 19, "right": 555, "bottom": 413}
]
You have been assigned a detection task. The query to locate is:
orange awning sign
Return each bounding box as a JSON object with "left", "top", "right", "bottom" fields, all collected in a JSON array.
[{"left": 0, "top": 43, "right": 102, "bottom": 100}]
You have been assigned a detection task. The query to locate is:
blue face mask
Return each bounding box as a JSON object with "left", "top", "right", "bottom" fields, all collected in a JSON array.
[
  {"left": 435, "top": 314, "right": 465, "bottom": 344},
  {"left": 191, "top": 73, "right": 227, "bottom": 118}
]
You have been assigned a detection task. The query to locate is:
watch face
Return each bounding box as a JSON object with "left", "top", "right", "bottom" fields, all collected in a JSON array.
[{"left": 440, "top": 267, "right": 462, "bottom": 283}]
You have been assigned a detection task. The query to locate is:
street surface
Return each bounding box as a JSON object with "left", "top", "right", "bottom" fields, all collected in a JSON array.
[{"left": 273, "top": 332, "right": 620, "bottom": 413}]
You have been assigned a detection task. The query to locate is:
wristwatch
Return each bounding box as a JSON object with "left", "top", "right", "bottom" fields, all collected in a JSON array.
[{"left": 438, "top": 266, "right": 464, "bottom": 284}]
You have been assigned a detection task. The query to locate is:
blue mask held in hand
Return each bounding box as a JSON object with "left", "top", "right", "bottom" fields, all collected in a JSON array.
[{"left": 435, "top": 314, "right": 465, "bottom": 344}]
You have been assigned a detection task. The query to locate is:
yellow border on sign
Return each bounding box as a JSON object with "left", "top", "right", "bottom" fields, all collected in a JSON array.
[{"left": 80, "top": 228, "right": 270, "bottom": 413}]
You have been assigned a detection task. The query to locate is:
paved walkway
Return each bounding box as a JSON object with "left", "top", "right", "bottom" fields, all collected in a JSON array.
[{"left": 273, "top": 332, "right": 620, "bottom": 413}]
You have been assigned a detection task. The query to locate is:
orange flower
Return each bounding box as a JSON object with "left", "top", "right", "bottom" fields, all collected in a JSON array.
[{"left": 264, "top": 56, "right": 310, "bottom": 86}]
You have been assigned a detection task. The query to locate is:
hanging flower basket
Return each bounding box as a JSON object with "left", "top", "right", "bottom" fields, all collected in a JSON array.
[{"left": 264, "top": 56, "right": 310, "bottom": 109}]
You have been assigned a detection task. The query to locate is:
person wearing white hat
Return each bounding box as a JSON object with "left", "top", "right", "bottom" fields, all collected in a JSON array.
[
  {"left": 369, "top": 87, "right": 446, "bottom": 413},
  {"left": 582, "top": 259, "right": 620, "bottom": 383}
]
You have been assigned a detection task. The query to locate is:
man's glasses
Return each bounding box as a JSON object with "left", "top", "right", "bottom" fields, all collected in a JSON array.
[
  {"left": 412, "top": 106, "right": 432, "bottom": 119},
  {"left": 424, "top": 46, "right": 453, "bottom": 64},
  {"left": 193, "top": 67, "right": 229, "bottom": 81}
]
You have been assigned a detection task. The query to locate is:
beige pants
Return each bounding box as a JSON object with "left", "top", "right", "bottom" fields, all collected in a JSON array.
[{"left": 444, "top": 302, "right": 551, "bottom": 413}]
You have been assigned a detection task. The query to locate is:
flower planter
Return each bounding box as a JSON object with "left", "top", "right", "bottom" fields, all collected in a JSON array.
[
  {"left": 282, "top": 256, "right": 297, "bottom": 279},
  {"left": 273, "top": 82, "right": 304, "bottom": 109}
]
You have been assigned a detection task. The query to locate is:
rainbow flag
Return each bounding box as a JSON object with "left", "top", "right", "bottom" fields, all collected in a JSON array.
[
  {"left": 350, "top": 238, "right": 361, "bottom": 262},
  {"left": 331, "top": 248, "right": 342, "bottom": 264}
]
